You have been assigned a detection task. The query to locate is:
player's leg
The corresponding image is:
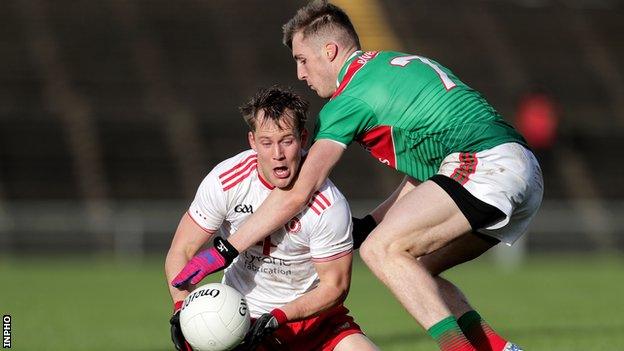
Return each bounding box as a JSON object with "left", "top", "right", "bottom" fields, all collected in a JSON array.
[
  {"left": 360, "top": 180, "right": 472, "bottom": 326},
  {"left": 332, "top": 333, "right": 379, "bottom": 351},
  {"left": 419, "top": 232, "right": 517, "bottom": 350},
  {"left": 419, "top": 231, "right": 499, "bottom": 317},
  {"left": 360, "top": 144, "right": 539, "bottom": 351},
  {"left": 359, "top": 180, "right": 478, "bottom": 351}
]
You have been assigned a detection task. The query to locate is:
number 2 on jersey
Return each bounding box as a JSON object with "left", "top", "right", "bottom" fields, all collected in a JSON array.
[{"left": 390, "top": 55, "right": 457, "bottom": 91}]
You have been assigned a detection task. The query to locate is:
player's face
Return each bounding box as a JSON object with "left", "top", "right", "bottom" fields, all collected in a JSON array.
[
  {"left": 248, "top": 109, "right": 308, "bottom": 189},
  {"left": 292, "top": 32, "right": 336, "bottom": 98}
]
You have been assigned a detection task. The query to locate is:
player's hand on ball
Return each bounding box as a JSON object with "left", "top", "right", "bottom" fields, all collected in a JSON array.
[
  {"left": 170, "top": 302, "right": 192, "bottom": 351},
  {"left": 243, "top": 309, "right": 287, "bottom": 350},
  {"left": 352, "top": 214, "right": 377, "bottom": 249},
  {"left": 172, "top": 237, "right": 239, "bottom": 288}
]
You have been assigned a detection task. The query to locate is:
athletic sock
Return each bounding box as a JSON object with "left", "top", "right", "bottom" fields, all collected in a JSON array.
[
  {"left": 428, "top": 316, "right": 477, "bottom": 351},
  {"left": 457, "top": 310, "right": 508, "bottom": 351}
]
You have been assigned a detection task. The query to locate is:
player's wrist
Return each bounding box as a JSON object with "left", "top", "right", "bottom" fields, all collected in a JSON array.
[
  {"left": 212, "top": 236, "right": 239, "bottom": 265},
  {"left": 172, "top": 238, "right": 239, "bottom": 288},
  {"left": 270, "top": 308, "right": 288, "bottom": 326}
]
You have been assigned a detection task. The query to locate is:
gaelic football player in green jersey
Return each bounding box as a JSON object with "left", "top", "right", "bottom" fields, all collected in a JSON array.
[{"left": 177, "top": 1, "right": 542, "bottom": 350}]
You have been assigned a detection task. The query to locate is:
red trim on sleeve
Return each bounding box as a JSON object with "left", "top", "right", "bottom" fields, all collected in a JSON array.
[
  {"left": 174, "top": 300, "right": 184, "bottom": 312},
  {"left": 186, "top": 210, "right": 217, "bottom": 234},
  {"left": 311, "top": 249, "right": 353, "bottom": 263}
]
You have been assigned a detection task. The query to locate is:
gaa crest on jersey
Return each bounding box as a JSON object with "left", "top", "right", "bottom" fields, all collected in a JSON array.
[
  {"left": 285, "top": 217, "right": 301, "bottom": 234},
  {"left": 234, "top": 204, "right": 254, "bottom": 213}
]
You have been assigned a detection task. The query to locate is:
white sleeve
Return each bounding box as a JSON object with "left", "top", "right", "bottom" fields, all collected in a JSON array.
[
  {"left": 309, "top": 197, "right": 354, "bottom": 262},
  {"left": 188, "top": 170, "right": 227, "bottom": 232}
]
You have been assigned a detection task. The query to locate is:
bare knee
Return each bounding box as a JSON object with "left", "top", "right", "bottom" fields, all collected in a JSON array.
[
  {"left": 360, "top": 233, "right": 412, "bottom": 268},
  {"left": 360, "top": 234, "right": 388, "bottom": 269},
  {"left": 359, "top": 236, "right": 380, "bottom": 267}
]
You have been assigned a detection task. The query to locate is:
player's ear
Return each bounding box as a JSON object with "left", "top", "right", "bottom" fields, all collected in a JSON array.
[
  {"left": 248, "top": 131, "right": 257, "bottom": 151},
  {"left": 325, "top": 43, "right": 338, "bottom": 62}
]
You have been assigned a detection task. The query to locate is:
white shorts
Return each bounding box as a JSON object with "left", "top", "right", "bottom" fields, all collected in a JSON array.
[{"left": 437, "top": 142, "right": 544, "bottom": 245}]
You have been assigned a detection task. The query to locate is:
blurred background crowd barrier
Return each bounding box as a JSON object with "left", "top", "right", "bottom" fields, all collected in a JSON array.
[{"left": 1, "top": 0, "right": 623, "bottom": 257}]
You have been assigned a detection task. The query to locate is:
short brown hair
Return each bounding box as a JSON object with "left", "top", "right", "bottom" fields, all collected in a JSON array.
[
  {"left": 239, "top": 86, "right": 309, "bottom": 135},
  {"left": 282, "top": 0, "right": 360, "bottom": 50}
]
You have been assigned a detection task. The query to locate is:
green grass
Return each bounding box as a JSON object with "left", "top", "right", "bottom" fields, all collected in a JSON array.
[{"left": 1, "top": 253, "right": 623, "bottom": 350}]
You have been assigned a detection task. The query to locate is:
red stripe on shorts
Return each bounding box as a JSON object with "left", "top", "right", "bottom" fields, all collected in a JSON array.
[{"left": 450, "top": 152, "right": 478, "bottom": 185}]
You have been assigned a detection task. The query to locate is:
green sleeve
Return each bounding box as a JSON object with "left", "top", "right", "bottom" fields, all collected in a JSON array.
[{"left": 314, "top": 95, "right": 375, "bottom": 146}]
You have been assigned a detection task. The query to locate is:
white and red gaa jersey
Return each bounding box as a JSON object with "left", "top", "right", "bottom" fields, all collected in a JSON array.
[{"left": 188, "top": 149, "right": 353, "bottom": 317}]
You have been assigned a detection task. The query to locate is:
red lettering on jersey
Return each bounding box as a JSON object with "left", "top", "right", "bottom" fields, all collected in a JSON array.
[{"left": 357, "top": 125, "right": 397, "bottom": 169}]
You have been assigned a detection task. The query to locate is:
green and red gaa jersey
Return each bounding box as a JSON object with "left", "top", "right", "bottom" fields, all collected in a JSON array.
[{"left": 314, "top": 51, "right": 527, "bottom": 181}]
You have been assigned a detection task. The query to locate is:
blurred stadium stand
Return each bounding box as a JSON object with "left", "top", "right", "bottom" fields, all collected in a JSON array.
[{"left": 0, "top": 0, "right": 623, "bottom": 254}]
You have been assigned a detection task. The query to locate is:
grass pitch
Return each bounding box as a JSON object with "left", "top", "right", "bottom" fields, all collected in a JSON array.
[{"left": 1, "top": 253, "right": 623, "bottom": 350}]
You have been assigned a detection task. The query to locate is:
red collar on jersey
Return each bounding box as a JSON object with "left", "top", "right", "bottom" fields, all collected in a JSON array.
[{"left": 257, "top": 170, "right": 275, "bottom": 190}]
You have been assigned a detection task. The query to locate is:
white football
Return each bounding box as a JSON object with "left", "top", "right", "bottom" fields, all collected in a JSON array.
[{"left": 180, "top": 283, "right": 251, "bottom": 351}]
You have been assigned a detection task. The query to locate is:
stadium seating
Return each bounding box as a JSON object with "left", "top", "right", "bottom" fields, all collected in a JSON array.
[{"left": 1, "top": 0, "right": 623, "bottom": 251}]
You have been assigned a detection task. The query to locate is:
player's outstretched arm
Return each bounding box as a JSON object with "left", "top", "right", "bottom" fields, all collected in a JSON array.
[
  {"left": 165, "top": 212, "right": 217, "bottom": 301},
  {"left": 165, "top": 212, "right": 217, "bottom": 351},
  {"left": 165, "top": 213, "right": 217, "bottom": 300},
  {"left": 228, "top": 139, "right": 345, "bottom": 252}
]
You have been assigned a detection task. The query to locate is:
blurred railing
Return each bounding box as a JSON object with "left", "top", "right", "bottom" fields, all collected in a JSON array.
[{"left": 0, "top": 200, "right": 622, "bottom": 256}]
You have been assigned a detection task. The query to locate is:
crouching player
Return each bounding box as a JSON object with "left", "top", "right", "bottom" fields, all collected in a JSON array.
[{"left": 165, "top": 86, "right": 379, "bottom": 351}]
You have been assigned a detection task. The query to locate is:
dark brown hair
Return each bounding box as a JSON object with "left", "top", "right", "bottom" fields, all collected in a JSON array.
[
  {"left": 239, "top": 86, "right": 309, "bottom": 135},
  {"left": 282, "top": 0, "right": 360, "bottom": 50}
]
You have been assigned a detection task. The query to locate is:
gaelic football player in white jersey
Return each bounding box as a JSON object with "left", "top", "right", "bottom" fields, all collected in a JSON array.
[{"left": 165, "top": 87, "right": 379, "bottom": 351}]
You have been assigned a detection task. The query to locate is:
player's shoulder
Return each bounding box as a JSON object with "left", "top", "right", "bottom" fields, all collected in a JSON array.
[
  {"left": 356, "top": 50, "right": 405, "bottom": 71},
  {"left": 364, "top": 50, "right": 440, "bottom": 76},
  {"left": 203, "top": 149, "right": 258, "bottom": 192},
  {"left": 372, "top": 50, "right": 406, "bottom": 61},
  {"left": 303, "top": 178, "right": 349, "bottom": 218},
  {"left": 328, "top": 50, "right": 404, "bottom": 103},
  {"left": 370, "top": 50, "right": 431, "bottom": 63},
  {"left": 211, "top": 149, "right": 257, "bottom": 174}
]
